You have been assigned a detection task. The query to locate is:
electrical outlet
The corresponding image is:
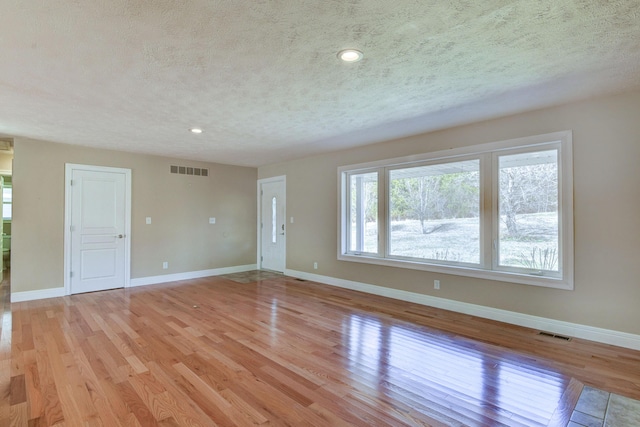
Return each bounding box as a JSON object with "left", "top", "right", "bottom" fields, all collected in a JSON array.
[
  {"left": 162, "top": 261, "right": 168, "bottom": 269},
  {"left": 209, "top": 217, "right": 216, "bottom": 224},
  {"left": 313, "top": 262, "right": 318, "bottom": 269},
  {"left": 434, "top": 280, "right": 440, "bottom": 290}
]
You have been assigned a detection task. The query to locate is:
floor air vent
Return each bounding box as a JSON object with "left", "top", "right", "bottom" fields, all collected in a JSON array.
[
  {"left": 538, "top": 331, "right": 572, "bottom": 341},
  {"left": 170, "top": 165, "right": 209, "bottom": 177}
]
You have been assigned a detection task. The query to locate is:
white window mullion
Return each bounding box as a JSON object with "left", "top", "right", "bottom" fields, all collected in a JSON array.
[
  {"left": 354, "top": 174, "right": 364, "bottom": 252},
  {"left": 559, "top": 134, "right": 574, "bottom": 286},
  {"left": 379, "top": 167, "right": 388, "bottom": 258},
  {"left": 490, "top": 151, "right": 500, "bottom": 271},
  {"left": 480, "top": 153, "right": 495, "bottom": 271}
]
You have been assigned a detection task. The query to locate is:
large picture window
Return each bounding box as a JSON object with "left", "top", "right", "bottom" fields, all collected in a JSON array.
[
  {"left": 339, "top": 131, "right": 573, "bottom": 289},
  {"left": 388, "top": 159, "right": 480, "bottom": 265}
]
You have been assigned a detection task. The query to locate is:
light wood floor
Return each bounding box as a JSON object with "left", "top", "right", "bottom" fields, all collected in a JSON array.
[{"left": 2, "top": 272, "right": 640, "bottom": 426}]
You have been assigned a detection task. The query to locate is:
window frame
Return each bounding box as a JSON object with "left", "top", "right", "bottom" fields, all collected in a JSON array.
[
  {"left": 345, "top": 168, "right": 383, "bottom": 256},
  {"left": 338, "top": 131, "right": 573, "bottom": 290},
  {"left": 492, "top": 145, "right": 563, "bottom": 278}
]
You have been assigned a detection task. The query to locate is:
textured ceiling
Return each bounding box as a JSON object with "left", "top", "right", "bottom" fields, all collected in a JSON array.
[{"left": 1, "top": 1, "right": 640, "bottom": 167}]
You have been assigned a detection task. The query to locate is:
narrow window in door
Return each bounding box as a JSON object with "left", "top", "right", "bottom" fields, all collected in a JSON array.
[{"left": 272, "top": 197, "right": 277, "bottom": 243}]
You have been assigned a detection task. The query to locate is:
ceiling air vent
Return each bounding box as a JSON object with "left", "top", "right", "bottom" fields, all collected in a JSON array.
[{"left": 170, "top": 165, "right": 209, "bottom": 177}]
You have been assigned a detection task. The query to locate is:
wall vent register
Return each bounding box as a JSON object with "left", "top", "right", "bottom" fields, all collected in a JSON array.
[
  {"left": 170, "top": 165, "right": 209, "bottom": 177},
  {"left": 538, "top": 331, "right": 572, "bottom": 341}
]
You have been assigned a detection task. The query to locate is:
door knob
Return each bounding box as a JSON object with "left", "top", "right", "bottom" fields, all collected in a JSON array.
[{"left": 117, "top": 234, "right": 124, "bottom": 238}]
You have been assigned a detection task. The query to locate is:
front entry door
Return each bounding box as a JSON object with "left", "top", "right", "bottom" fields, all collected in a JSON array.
[
  {"left": 260, "top": 178, "right": 286, "bottom": 272},
  {"left": 67, "top": 165, "right": 131, "bottom": 294}
]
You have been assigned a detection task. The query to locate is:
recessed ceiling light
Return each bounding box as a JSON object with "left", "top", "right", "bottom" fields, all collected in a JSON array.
[
  {"left": 190, "top": 128, "right": 203, "bottom": 134},
  {"left": 338, "top": 49, "right": 363, "bottom": 63}
]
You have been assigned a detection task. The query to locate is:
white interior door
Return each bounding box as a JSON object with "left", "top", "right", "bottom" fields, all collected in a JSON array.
[
  {"left": 67, "top": 166, "right": 130, "bottom": 294},
  {"left": 260, "top": 178, "right": 285, "bottom": 272}
]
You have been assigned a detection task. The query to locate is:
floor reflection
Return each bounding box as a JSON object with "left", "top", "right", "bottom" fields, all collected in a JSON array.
[
  {"left": 269, "top": 297, "right": 279, "bottom": 345},
  {"left": 344, "top": 315, "right": 385, "bottom": 390},
  {"left": 344, "top": 313, "right": 566, "bottom": 425}
]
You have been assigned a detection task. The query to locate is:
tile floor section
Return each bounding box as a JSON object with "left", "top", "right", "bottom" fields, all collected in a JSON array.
[
  {"left": 223, "top": 271, "right": 640, "bottom": 426},
  {"left": 570, "top": 386, "right": 640, "bottom": 427}
]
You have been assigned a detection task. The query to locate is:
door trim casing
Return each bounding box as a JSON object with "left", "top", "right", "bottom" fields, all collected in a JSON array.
[
  {"left": 64, "top": 163, "right": 132, "bottom": 295},
  {"left": 257, "top": 175, "right": 286, "bottom": 271}
]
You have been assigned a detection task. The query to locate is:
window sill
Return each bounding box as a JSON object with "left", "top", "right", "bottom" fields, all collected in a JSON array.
[{"left": 338, "top": 253, "right": 573, "bottom": 290}]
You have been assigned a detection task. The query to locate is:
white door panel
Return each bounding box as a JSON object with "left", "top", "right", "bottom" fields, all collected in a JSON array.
[
  {"left": 260, "top": 179, "right": 285, "bottom": 272},
  {"left": 80, "top": 249, "right": 117, "bottom": 279},
  {"left": 68, "top": 167, "right": 129, "bottom": 294}
]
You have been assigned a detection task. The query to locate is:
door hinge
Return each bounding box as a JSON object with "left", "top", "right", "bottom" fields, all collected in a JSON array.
[
  {"left": 261, "top": 190, "right": 263, "bottom": 196},
  {"left": 70, "top": 179, "right": 73, "bottom": 186},
  {"left": 70, "top": 271, "right": 73, "bottom": 278},
  {"left": 261, "top": 256, "right": 263, "bottom": 261}
]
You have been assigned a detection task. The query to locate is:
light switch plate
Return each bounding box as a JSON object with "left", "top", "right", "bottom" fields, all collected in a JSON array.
[
  {"left": 209, "top": 217, "right": 216, "bottom": 224},
  {"left": 146, "top": 217, "right": 151, "bottom": 224}
]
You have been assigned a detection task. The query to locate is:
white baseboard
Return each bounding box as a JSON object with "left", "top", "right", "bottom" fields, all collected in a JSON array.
[
  {"left": 129, "top": 264, "right": 258, "bottom": 288},
  {"left": 11, "top": 264, "right": 258, "bottom": 302},
  {"left": 13, "top": 267, "right": 639, "bottom": 351},
  {"left": 285, "top": 269, "right": 640, "bottom": 351},
  {"left": 11, "top": 287, "right": 66, "bottom": 303}
]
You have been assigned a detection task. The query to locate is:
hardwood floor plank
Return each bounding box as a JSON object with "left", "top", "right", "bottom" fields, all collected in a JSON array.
[
  {"left": 9, "top": 374, "right": 26, "bottom": 405},
  {"left": 43, "top": 334, "right": 88, "bottom": 427},
  {"left": 5, "top": 271, "right": 640, "bottom": 425},
  {"left": 75, "top": 304, "right": 103, "bottom": 333},
  {"left": 145, "top": 361, "right": 222, "bottom": 427},
  {"left": 23, "top": 350, "right": 44, "bottom": 420},
  {"left": 113, "top": 379, "right": 159, "bottom": 427},
  {"left": 231, "top": 334, "right": 327, "bottom": 387},
  {"left": 218, "top": 388, "right": 269, "bottom": 425},
  {"left": 9, "top": 401, "right": 28, "bottom": 427},
  {"left": 108, "top": 312, "right": 141, "bottom": 340},
  {"left": 127, "top": 378, "right": 174, "bottom": 423},
  {"left": 71, "top": 346, "right": 124, "bottom": 427},
  {"left": 86, "top": 333, "right": 130, "bottom": 384},
  {"left": 0, "top": 359, "right": 10, "bottom": 426},
  {"left": 173, "top": 361, "right": 260, "bottom": 427}
]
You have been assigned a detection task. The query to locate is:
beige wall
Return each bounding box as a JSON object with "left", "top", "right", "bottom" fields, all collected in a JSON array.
[
  {"left": 0, "top": 152, "right": 13, "bottom": 171},
  {"left": 12, "top": 138, "right": 257, "bottom": 293},
  {"left": 259, "top": 90, "right": 640, "bottom": 335}
]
